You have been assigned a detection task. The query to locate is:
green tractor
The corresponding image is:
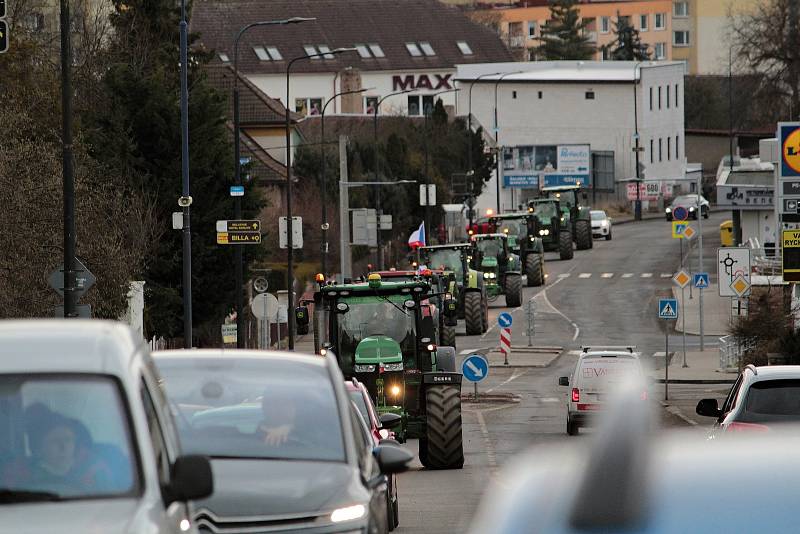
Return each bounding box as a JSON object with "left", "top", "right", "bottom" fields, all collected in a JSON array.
[
  {"left": 527, "top": 198, "right": 574, "bottom": 261},
  {"left": 488, "top": 213, "right": 546, "bottom": 287},
  {"left": 469, "top": 233, "right": 523, "bottom": 307},
  {"left": 308, "top": 274, "right": 464, "bottom": 469},
  {"left": 417, "top": 244, "right": 489, "bottom": 336},
  {"left": 542, "top": 185, "right": 593, "bottom": 251}
]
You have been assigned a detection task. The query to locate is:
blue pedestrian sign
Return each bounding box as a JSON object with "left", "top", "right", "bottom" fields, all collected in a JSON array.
[
  {"left": 693, "top": 272, "right": 710, "bottom": 289},
  {"left": 498, "top": 312, "right": 513, "bottom": 328},
  {"left": 658, "top": 298, "right": 679, "bottom": 320},
  {"left": 462, "top": 354, "right": 489, "bottom": 382}
]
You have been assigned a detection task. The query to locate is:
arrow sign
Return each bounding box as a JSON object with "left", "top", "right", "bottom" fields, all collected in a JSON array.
[
  {"left": 462, "top": 354, "right": 489, "bottom": 382},
  {"left": 498, "top": 312, "right": 513, "bottom": 328},
  {"left": 658, "top": 298, "right": 678, "bottom": 320}
]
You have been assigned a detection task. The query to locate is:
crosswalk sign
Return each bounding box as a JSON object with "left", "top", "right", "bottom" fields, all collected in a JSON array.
[
  {"left": 693, "top": 272, "right": 709, "bottom": 289},
  {"left": 658, "top": 298, "right": 678, "bottom": 320},
  {"left": 672, "top": 221, "right": 688, "bottom": 239}
]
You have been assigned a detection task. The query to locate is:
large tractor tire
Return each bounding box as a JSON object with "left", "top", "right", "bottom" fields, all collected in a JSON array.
[
  {"left": 559, "top": 231, "right": 574, "bottom": 260},
  {"left": 525, "top": 254, "right": 544, "bottom": 287},
  {"left": 464, "top": 291, "right": 483, "bottom": 335},
  {"left": 420, "top": 385, "right": 464, "bottom": 470},
  {"left": 575, "top": 219, "right": 592, "bottom": 250},
  {"left": 436, "top": 347, "right": 457, "bottom": 372},
  {"left": 504, "top": 274, "right": 523, "bottom": 307},
  {"left": 440, "top": 325, "right": 456, "bottom": 350}
]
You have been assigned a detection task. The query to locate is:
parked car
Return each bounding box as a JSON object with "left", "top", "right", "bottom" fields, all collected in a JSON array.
[
  {"left": 665, "top": 194, "right": 710, "bottom": 220},
  {"left": 0, "top": 320, "right": 213, "bottom": 533},
  {"left": 696, "top": 364, "right": 800, "bottom": 434},
  {"left": 558, "top": 346, "right": 646, "bottom": 435},
  {"left": 589, "top": 210, "right": 612, "bottom": 240},
  {"left": 154, "top": 349, "right": 412, "bottom": 534}
]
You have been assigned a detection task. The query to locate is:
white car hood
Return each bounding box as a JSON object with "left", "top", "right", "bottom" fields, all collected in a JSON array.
[{"left": 1, "top": 498, "right": 141, "bottom": 534}]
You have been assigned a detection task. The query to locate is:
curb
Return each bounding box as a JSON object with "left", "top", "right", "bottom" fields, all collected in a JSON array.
[{"left": 660, "top": 401, "right": 699, "bottom": 426}]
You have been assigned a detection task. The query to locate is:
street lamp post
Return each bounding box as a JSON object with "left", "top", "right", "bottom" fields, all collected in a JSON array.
[
  {"left": 372, "top": 88, "right": 413, "bottom": 270},
  {"left": 423, "top": 88, "right": 459, "bottom": 242},
  {"left": 286, "top": 47, "right": 356, "bottom": 350},
  {"left": 633, "top": 61, "right": 645, "bottom": 221},
  {"left": 320, "top": 86, "right": 371, "bottom": 276},
  {"left": 466, "top": 72, "right": 501, "bottom": 228},
  {"left": 178, "top": 0, "right": 191, "bottom": 346},
  {"left": 232, "top": 17, "right": 314, "bottom": 349},
  {"left": 59, "top": 0, "right": 76, "bottom": 319},
  {"left": 493, "top": 71, "right": 521, "bottom": 214}
]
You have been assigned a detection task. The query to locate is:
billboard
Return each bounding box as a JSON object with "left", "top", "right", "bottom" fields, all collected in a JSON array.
[{"left": 502, "top": 144, "right": 590, "bottom": 188}]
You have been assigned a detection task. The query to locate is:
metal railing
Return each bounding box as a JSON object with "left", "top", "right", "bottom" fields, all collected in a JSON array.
[
  {"left": 747, "top": 238, "right": 782, "bottom": 276},
  {"left": 719, "top": 335, "right": 752, "bottom": 371}
]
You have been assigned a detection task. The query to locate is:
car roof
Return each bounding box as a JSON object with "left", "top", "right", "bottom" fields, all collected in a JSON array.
[
  {"left": 745, "top": 365, "right": 800, "bottom": 381},
  {"left": 153, "top": 348, "right": 329, "bottom": 368},
  {"left": 579, "top": 351, "right": 641, "bottom": 360},
  {"left": 0, "top": 320, "right": 145, "bottom": 376}
]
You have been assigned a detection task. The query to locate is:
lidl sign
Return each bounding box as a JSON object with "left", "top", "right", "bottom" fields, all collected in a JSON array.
[{"left": 780, "top": 124, "right": 800, "bottom": 178}]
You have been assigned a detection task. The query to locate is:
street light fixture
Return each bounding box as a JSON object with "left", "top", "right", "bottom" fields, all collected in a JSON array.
[
  {"left": 372, "top": 88, "right": 414, "bottom": 270},
  {"left": 231, "top": 16, "right": 314, "bottom": 349},
  {"left": 493, "top": 71, "right": 522, "bottom": 214},
  {"left": 286, "top": 47, "right": 357, "bottom": 350},
  {"left": 423, "top": 88, "right": 460, "bottom": 241},
  {"left": 320, "top": 86, "right": 373, "bottom": 276}
]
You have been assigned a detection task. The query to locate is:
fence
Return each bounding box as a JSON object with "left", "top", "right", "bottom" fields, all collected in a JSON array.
[{"left": 718, "top": 335, "right": 753, "bottom": 371}]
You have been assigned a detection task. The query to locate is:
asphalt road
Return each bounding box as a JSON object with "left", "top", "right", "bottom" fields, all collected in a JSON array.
[{"left": 394, "top": 213, "right": 728, "bottom": 534}]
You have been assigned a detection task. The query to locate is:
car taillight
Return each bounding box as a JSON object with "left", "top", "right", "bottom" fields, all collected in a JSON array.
[
  {"left": 726, "top": 421, "right": 769, "bottom": 432},
  {"left": 571, "top": 388, "right": 580, "bottom": 402}
]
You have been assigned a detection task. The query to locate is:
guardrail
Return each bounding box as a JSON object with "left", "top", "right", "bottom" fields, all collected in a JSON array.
[
  {"left": 747, "top": 238, "right": 782, "bottom": 276},
  {"left": 719, "top": 335, "right": 751, "bottom": 371}
]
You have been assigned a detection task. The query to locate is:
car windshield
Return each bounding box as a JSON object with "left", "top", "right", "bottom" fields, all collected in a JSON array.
[
  {"left": 475, "top": 238, "right": 503, "bottom": 257},
  {"left": 0, "top": 375, "right": 138, "bottom": 503},
  {"left": 531, "top": 202, "right": 557, "bottom": 220},
  {"left": 337, "top": 295, "right": 417, "bottom": 358},
  {"left": 495, "top": 219, "right": 525, "bottom": 237},
  {"left": 155, "top": 357, "right": 346, "bottom": 462},
  {"left": 590, "top": 211, "right": 606, "bottom": 221},
  {"left": 349, "top": 390, "right": 371, "bottom": 425},
  {"left": 741, "top": 380, "right": 800, "bottom": 421},
  {"left": 673, "top": 195, "right": 698, "bottom": 206},
  {"left": 424, "top": 249, "right": 464, "bottom": 278}
]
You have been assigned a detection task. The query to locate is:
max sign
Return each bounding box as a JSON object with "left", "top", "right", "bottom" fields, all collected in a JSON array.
[{"left": 392, "top": 74, "right": 453, "bottom": 91}]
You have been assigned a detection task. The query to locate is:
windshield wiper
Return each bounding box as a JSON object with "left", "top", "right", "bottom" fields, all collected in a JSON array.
[
  {"left": 378, "top": 294, "right": 408, "bottom": 315},
  {"left": 0, "top": 489, "right": 63, "bottom": 503}
]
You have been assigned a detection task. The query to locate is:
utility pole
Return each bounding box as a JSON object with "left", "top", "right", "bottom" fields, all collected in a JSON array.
[
  {"left": 179, "top": 0, "right": 192, "bottom": 347},
  {"left": 60, "top": 0, "right": 76, "bottom": 318},
  {"left": 338, "top": 136, "right": 351, "bottom": 279},
  {"left": 633, "top": 62, "right": 642, "bottom": 221}
]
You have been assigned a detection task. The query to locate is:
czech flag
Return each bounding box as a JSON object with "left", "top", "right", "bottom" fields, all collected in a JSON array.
[{"left": 408, "top": 221, "right": 425, "bottom": 249}]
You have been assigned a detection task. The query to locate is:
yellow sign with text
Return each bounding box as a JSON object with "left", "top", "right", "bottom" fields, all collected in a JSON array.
[{"left": 782, "top": 229, "right": 800, "bottom": 282}]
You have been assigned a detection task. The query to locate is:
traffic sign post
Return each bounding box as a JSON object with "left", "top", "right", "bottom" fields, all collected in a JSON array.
[
  {"left": 498, "top": 312, "right": 513, "bottom": 365},
  {"left": 658, "top": 298, "right": 678, "bottom": 400},
  {"left": 251, "top": 293, "right": 279, "bottom": 349},
  {"left": 462, "top": 354, "right": 489, "bottom": 401}
]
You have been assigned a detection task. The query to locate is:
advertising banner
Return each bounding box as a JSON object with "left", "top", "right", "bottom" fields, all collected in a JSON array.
[{"left": 502, "top": 144, "right": 590, "bottom": 188}]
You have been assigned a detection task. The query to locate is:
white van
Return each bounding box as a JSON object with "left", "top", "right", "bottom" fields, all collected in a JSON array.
[
  {"left": 558, "top": 346, "right": 646, "bottom": 435},
  {"left": 0, "top": 320, "right": 213, "bottom": 533}
]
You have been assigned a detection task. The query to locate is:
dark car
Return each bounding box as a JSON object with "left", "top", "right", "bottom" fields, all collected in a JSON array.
[
  {"left": 347, "top": 379, "right": 403, "bottom": 531},
  {"left": 665, "top": 194, "right": 709, "bottom": 221},
  {"left": 154, "top": 349, "right": 412, "bottom": 534},
  {"left": 696, "top": 364, "right": 800, "bottom": 434}
]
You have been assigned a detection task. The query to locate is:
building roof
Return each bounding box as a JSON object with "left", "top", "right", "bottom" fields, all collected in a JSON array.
[
  {"left": 232, "top": 126, "right": 288, "bottom": 184},
  {"left": 456, "top": 60, "right": 686, "bottom": 83},
  {"left": 205, "top": 65, "right": 300, "bottom": 124},
  {"left": 191, "top": 0, "right": 514, "bottom": 75}
]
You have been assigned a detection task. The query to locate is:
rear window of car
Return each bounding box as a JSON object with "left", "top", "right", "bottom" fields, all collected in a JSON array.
[
  {"left": 741, "top": 380, "right": 800, "bottom": 421},
  {"left": 349, "top": 390, "right": 370, "bottom": 424},
  {"left": 576, "top": 357, "right": 642, "bottom": 393}
]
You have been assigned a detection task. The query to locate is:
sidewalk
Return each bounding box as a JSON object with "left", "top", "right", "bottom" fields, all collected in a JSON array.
[
  {"left": 649, "top": 348, "right": 738, "bottom": 384},
  {"left": 672, "top": 281, "right": 730, "bottom": 336}
]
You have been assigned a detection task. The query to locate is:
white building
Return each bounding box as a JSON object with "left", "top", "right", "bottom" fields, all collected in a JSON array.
[{"left": 455, "top": 61, "right": 687, "bottom": 212}]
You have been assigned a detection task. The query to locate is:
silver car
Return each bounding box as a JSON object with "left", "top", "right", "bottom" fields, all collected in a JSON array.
[{"left": 589, "top": 210, "right": 612, "bottom": 240}]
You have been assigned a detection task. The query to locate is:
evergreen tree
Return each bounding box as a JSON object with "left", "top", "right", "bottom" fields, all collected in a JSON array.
[
  {"left": 602, "top": 15, "right": 651, "bottom": 61},
  {"left": 88, "top": 0, "right": 263, "bottom": 343},
  {"left": 535, "top": 0, "right": 596, "bottom": 60}
]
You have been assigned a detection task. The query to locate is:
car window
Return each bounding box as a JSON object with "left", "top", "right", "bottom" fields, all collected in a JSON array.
[
  {"left": 0, "top": 374, "right": 138, "bottom": 502},
  {"left": 140, "top": 379, "right": 171, "bottom": 489},
  {"left": 349, "top": 390, "right": 371, "bottom": 426},
  {"left": 722, "top": 375, "right": 744, "bottom": 414},
  {"left": 590, "top": 211, "right": 606, "bottom": 221},
  {"left": 156, "top": 357, "right": 346, "bottom": 462},
  {"left": 349, "top": 404, "right": 370, "bottom": 458},
  {"left": 741, "top": 380, "right": 800, "bottom": 421}
]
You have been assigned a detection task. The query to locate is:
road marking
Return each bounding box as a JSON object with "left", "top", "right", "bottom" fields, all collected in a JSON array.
[
  {"left": 539, "top": 289, "right": 580, "bottom": 341},
  {"left": 641, "top": 273, "right": 653, "bottom": 278},
  {"left": 601, "top": 273, "right": 613, "bottom": 278},
  {"left": 578, "top": 273, "right": 592, "bottom": 278},
  {"left": 475, "top": 411, "right": 498, "bottom": 470},
  {"left": 660, "top": 273, "right": 673, "bottom": 278},
  {"left": 540, "top": 397, "right": 559, "bottom": 403},
  {"left": 558, "top": 273, "right": 571, "bottom": 278},
  {"left": 622, "top": 273, "right": 634, "bottom": 278},
  {"left": 486, "top": 369, "right": 529, "bottom": 394}
]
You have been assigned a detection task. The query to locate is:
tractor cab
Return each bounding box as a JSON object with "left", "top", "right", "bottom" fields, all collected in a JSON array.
[
  {"left": 541, "top": 185, "right": 593, "bottom": 250},
  {"left": 488, "top": 213, "right": 546, "bottom": 287},
  {"left": 469, "top": 234, "right": 523, "bottom": 307},
  {"left": 528, "top": 198, "right": 574, "bottom": 261}
]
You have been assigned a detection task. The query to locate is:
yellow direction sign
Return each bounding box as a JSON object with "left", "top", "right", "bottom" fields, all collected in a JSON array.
[
  {"left": 217, "top": 232, "right": 261, "bottom": 245},
  {"left": 682, "top": 225, "right": 696, "bottom": 240},
  {"left": 673, "top": 270, "right": 691, "bottom": 288},
  {"left": 782, "top": 229, "right": 800, "bottom": 282},
  {"left": 730, "top": 274, "right": 751, "bottom": 297},
  {"left": 672, "top": 221, "right": 689, "bottom": 239}
]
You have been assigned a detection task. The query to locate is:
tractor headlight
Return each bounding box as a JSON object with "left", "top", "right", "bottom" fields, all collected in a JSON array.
[
  {"left": 354, "top": 364, "right": 376, "bottom": 373},
  {"left": 381, "top": 362, "right": 404, "bottom": 372},
  {"left": 389, "top": 384, "right": 402, "bottom": 398},
  {"left": 483, "top": 272, "right": 490, "bottom": 279},
  {"left": 544, "top": 229, "right": 550, "bottom": 235},
  {"left": 426, "top": 343, "right": 436, "bottom": 352},
  {"left": 489, "top": 272, "right": 496, "bottom": 279}
]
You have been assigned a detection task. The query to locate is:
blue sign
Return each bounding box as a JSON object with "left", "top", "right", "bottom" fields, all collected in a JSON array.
[
  {"left": 503, "top": 174, "right": 539, "bottom": 188},
  {"left": 230, "top": 185, "right": 245, "bottom": 197},
  {"left": 542, "top": 173, "right": 590, "bottom": 188},
  {"left": 693, "top": 272, "right": 709, "bottom": 289},
  {"left": 462, "top": 354, "right": 489, "bottom": 382},
  {"left": 498, "top": 312, "right": 513, "bottom": 328},
  {"left": 658, "top": 298, "right": 679, "bottom": 320},
  {"left": 672, "top": 206, "right": 688, "bottom": 221}
]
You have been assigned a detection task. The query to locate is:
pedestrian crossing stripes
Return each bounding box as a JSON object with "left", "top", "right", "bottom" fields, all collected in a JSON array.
[
  {"left": 641, "top": 273, "right": 653, "bottom": 278},
  {"left": 660, "top": 273, "right": 673, "bottom": 278},
  {"left": 622, "top": 273, "right": 634, "bottom": 278},
  {"left": 601, "top": 273, "right": 613, "bottom": 278},
  {"left": 578, "top": 273, "right": 592, "bottom": 278}
]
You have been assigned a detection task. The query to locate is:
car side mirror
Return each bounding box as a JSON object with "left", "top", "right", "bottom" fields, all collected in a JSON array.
[
  {"left": 558, "top": 376, "right": 569, "bottom": 386},
  {"left": 696, "top": 398, "right": 722, "bottom": 418},
  {"left": 373, "top": 444, "right": 413, "bottom": 474},
  {"left": 168, "top": 455, "right": 213, "bottom": 502},
  {"left": 379, "top": 412, "right": 402, "bottom": 429}
]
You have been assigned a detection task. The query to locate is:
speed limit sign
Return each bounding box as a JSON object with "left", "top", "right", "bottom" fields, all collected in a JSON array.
[{"left": 253, "top": 277, "right": 269, "bottom": 293}]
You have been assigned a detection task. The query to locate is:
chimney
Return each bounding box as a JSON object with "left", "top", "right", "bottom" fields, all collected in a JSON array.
[{"left": 339, "top": 67, "right": 363, "bottom": 113}]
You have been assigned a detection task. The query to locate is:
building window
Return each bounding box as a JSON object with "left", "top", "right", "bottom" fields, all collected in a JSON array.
[
  {"left": 676, "top": 135, "right": 680, "bottom": 159},
  {"left": 640, "top": 14, "right": 648, "bottom": 31},
  {"left": 649, "top": 87, "right": 653, "bottom": 110},
  {"left": 602, "top": 47, "right": 610, "bottom": 60},
  {"left": 295, "top": 98, "right": 323, "bottom": 116},
  {"left": 655, "top": 42, "right": 666, "bottom": 59},
  {"left": 659, "top": 138, "right": 663, "bottom": 162},
  {"left": 650, "top": 139, "right": 654, "bottom": 164},
  {"left": 317, "top": 45, "right": 335, "bottom": 59},
  {"left": 655, "top": 13, "right": 666, "bottom": 30},
  {"left": 674, "top": 1, "right": 689, "bottom": 17},
  {"left": 667, "top": 137, "right": 671, "bottom": 160},
  {"left": 585, "top": 90, "right": 595, "bottom": 100},
  {"left": 365, "top": 96, "right": 379, "bottom": 115},
  {"left": 600, "top": 16, "right": 610, "bottom": 33},
  {"left": 218, "top": 52, "right": 230, "bottom": 63},
  {"left": 303, "top": 45, "right": 320, "bottom": 58},
  {"left": 420, "top": 42, "right": 436, "bottom": 56},
  {"left": 405, "top": 43, "right": 422, "bottom": 57},
  {"left": 354, "top": 44, "right": 371, "bottom": 58},
  {"left": 254, "top": 46, "right": 282, "bottom": 61},
  {"left": 666, "top": 85, "right": 670, "bottom": 108},
  {"left": 675, "top": 84, "right": 679, "bottom": 107},
  {"left": 658, "top": 86, "right": 662, "bottom": 109},
  {"left": 266, "top": 46, "right": 282, "bottom": 60},
  {"left": 538, "top": 91, "right": 543, "bottom": 99},
  {"left": 528, "top": 21, "right": 537, "bottom": 38},
  {"left": 512, "top": 90, "right": 518, "bottom": 99},
  {"left": 673, "top": 30, "right": 690, "bottom": 46},
  {"left": 457, "top": 41, "right": 473, "bottom": 55},
  {"left": 368, "top": 44, "right": 385, "bottom": 58},
  {"left": 253, "top": 46, "right": 269, "bottom": 61},
  {"left": 407, "top": 95, "right": 434, "bottom": 116}
]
